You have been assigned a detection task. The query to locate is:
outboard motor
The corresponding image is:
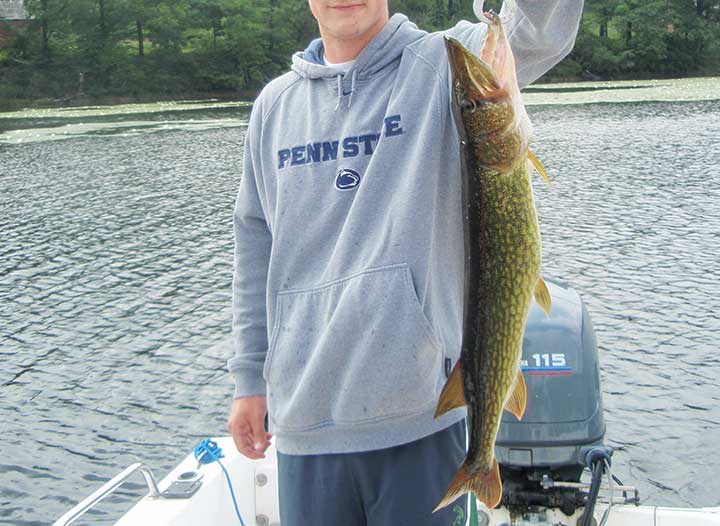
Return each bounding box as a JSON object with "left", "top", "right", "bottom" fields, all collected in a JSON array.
[{"left": 494, "top": 280, "right": 627, "bottom": 519}]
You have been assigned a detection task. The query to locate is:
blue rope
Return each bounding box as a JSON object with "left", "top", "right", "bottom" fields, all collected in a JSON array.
[{"left": 194, "top": 438, "right": 246, "bottom": 526}]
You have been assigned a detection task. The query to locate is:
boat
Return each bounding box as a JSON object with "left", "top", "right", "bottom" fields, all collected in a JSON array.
[
  {"left": 53, "top": 281, "right": 720, "bottom": 526},
  {"left": 51, "top": 434, "right": 720, "bottom": 526}
]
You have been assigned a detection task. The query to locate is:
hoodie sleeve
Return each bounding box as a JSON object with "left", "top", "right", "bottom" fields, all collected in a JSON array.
[
  {"left": 227, "top": 101, "right": 272, "bottom": 399},
  {"left": 447, "top": 0, "right": 584, "bottom": 88}
]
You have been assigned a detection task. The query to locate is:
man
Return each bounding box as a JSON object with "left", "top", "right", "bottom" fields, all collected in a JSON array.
[{"left": 227, "top": 1, "right": 582, "bottom": 524}]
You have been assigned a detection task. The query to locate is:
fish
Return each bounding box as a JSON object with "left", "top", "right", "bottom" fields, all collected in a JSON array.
[{"left": 433, "top": 14, "right": 552, "bottom": 512}]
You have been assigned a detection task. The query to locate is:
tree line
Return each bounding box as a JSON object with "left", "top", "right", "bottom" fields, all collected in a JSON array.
[{"left": 0, "top": 0, "right": 718, "bottom": 108}]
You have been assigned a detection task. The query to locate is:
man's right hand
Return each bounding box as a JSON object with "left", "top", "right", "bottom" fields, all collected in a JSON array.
[{"left": 227, "top": 396, "right": 272, "bottom": 459}]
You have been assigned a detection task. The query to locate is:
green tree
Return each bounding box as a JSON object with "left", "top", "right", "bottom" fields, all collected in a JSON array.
[
  {"left": 24, "top": 0, "right": 71, "bottom": 61},
  {"left": 145, "top": 0, "right": 190, "bottom": 51},
  {"left": 2, "top": 0, "right": 719, "bottom": 109}
]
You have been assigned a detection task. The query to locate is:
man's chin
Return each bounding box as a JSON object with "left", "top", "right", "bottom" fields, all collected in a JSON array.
[
  {"left": 325, "top": 22, "right": 363, "bottom": 39},
  {"left": 330, "top": 18, "right": 386, "bottom": 39}
]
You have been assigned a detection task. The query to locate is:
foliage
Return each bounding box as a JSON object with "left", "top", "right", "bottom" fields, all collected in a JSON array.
[
  {"left": 0, "top": 0, "right": 718, "bottom": 106},
  {"left": 561, "top": 0, "right": 720, "bottom": 79}
]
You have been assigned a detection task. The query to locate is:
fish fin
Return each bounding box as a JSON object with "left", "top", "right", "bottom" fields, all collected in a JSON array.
[
  {"left": 433, "top": 459, "right": 502, "bottom": 513},
  {"left": 434, "top": 361, "right": 466, "bottom": 419},
  {"left": 534, "top": 277, "right": 552, "bottom": 316},
  {"left": 504, "top": 369, "right": 527, "bottom": 420},
  {"left": 528, "top": 149, "right": 551, "bottom": 185}
]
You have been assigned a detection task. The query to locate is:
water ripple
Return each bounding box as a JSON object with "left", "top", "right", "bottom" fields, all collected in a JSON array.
[{"left": 1, "top": 100, "right": 719, "bottom": 524}]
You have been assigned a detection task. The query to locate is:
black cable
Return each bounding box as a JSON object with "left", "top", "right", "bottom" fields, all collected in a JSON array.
[{"left": 579, "top": 460, "right": 604, "bottom": 526}]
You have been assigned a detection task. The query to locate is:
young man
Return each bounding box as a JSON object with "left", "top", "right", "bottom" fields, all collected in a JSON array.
[{"left": 227, "top": 1, "right": 582, "bottom": 524}]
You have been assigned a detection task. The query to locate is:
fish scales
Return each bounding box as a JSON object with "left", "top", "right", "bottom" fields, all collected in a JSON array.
[
  {"left": 465, "top": 163, "right": 541, "bottom": 472},
  {"left": 434, "top": 13, "right": 551, "bottom": 513}
]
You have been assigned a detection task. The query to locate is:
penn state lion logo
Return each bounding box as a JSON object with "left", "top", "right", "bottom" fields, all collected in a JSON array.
[{"left": 335, "top": 168, "right": 361, "bottom": 191}]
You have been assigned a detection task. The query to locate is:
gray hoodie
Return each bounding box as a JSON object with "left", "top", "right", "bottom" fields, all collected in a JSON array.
[{"left": 228, "top": 5, "right": 583, "bottom": 455}]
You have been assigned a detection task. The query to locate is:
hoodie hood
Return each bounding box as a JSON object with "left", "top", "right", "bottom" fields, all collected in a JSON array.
[{"left": 291, "top": 14, "right": 425, "bottom": 107}]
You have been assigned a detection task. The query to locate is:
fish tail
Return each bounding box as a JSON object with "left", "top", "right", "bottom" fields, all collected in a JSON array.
[{"left": 433, "top": 458, "right": 502, "bottom": 513}]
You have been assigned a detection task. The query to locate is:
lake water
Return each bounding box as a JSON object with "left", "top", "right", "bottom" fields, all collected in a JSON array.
[{"left": 1, "top": 77, "right": 719, "bottom": 525}]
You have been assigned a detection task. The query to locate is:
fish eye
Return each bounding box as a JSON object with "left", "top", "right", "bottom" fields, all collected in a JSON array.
[{"left": 461, "top": 99, "right": 478, "bottom": 113}]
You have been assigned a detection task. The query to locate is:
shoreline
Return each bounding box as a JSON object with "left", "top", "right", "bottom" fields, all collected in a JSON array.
[
  {"left": 0, "top": 90, "right": 256, "bottom": 113},
  {"left": 2, "top": 73, "right": 720, "bottom": 113}
]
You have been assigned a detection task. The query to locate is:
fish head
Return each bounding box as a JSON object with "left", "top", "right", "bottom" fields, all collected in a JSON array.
[
  {"left": 445, "top": 35, "right": 507, "bottom": 135},
  {"left": 445, "top": 25, "right": 531, "bottom": 172}
]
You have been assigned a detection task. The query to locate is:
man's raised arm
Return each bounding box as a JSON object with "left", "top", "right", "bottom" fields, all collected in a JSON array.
[{"left": 448, "top": 0, "right": 584, "bottom": 88}]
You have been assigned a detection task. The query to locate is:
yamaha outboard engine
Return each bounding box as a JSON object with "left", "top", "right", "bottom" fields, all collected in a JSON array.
[{"left": 495, "top": 280, "right": 614, "bottom": 518}]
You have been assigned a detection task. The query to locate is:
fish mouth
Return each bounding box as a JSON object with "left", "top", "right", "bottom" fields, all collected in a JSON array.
[
  {"left": 444, "top": 36, "right": 467, "bottom": 102},
  {"left": 444, "top": 36, "right": 501, "bottom": 105}
]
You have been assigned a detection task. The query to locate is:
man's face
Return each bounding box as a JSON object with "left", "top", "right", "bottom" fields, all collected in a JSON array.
[{"left": 308, "top": 0, "right": 389, "bottom": 41}]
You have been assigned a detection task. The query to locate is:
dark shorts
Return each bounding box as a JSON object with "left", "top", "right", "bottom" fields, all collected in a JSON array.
[{"left": 277, "top": 420, "right": 468, "bottom": 526}]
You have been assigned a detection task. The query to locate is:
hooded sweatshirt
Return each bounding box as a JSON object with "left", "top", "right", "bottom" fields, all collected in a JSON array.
[{"left": 228, "top": 4, "right": 583, "bottom": 455}]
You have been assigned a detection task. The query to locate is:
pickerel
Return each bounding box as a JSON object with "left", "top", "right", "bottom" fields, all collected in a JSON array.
[{"left": 434, "top": 15, "right": 552, "bottom": 512}]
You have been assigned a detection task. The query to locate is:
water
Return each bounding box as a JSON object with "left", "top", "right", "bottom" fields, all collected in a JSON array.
[{"left": 1, "top": 79, "right": 719, "bottom": 524}]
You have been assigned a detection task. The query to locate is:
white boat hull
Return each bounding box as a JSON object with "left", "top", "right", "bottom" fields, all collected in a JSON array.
[{"left": 110, "top": 436, "right": 719, "bottom": 526}]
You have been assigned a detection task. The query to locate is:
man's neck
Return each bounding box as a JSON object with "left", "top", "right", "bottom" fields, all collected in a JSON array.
[{"left": 320, "top": 17, "right": 388, "bottom": 63}]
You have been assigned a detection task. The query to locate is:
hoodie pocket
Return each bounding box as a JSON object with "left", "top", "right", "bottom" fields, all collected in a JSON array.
[{"left": 264, "top": 263, "right": 444, "bottom": 432}]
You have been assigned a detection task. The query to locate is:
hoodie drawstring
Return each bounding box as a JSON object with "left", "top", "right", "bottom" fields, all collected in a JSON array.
[
  {"left": 334, "top": 73, "right": 343, "bottom": 111},
  {"left": 348, "top": 70, "right": 357, "bottom": 108},
  {"left": 334, "top": 70, "right": 358, "bottom": 111}
]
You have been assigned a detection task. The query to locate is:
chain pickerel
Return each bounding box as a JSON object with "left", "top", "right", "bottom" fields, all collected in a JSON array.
[{"left": 434, "top": 15, "right": 552, "bottom": 512}]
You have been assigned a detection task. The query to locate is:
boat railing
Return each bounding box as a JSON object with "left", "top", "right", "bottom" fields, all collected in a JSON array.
[{"left": 53, "top": 462, "right": 160, "bottom": 526}]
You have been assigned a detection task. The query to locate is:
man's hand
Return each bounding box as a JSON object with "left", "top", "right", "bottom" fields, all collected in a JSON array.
[{"left": 227, "top": 396, "right": 272, "bottom": 459}]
